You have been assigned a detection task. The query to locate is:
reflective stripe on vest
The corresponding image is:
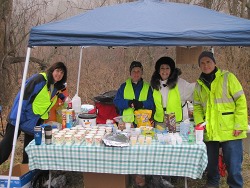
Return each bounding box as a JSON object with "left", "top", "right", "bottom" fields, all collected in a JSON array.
[
  {"left": 153, "top": 85, "right": 182, "bottom": 122},
  {"left": 193, "top": 84, "right": 206, "bottom": 108},
  {"left": 214, "top": 72, "right": 233, "bottom": 104},
  {"left": 123, "top": 79, "right": 149, "bottom": 122},
  {"left": 32, "top": 73, "right": 58, "bottom": 119}
]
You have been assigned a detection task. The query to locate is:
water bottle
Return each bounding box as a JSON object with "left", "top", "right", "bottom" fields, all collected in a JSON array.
[
  {"left": 44, "top": 125, "right": 52, "bottom": 145},
  {"left": 106, "top": 119, "right": 116, "bottom": 133},
  {"left": 188, "top": 125, "right": 195, "bottom": 144},
  {"left": 34, "top": 126, "right": 42, "bottom": 145}
]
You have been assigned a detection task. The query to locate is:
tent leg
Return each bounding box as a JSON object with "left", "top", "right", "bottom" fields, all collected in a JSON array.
[
  {"left": 48, "top": 170, "right": 52, "bottom": 188},
  {"left": 76, "top": 46, "right": 84, "bottom": 96},
  {"left": 7, "top": 47, "right": 32, "bottom": 188},
  {"left": 184, "top": 177, "right": 188, "bottom": 188}
]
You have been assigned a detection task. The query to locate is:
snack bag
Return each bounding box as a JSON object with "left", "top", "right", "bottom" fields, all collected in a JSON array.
[
  {"left": 134, "top": 109, "right": 152, "bottom": 127},
  {"left": 165, "top": 112, "right": 176, "bottom": 132}
]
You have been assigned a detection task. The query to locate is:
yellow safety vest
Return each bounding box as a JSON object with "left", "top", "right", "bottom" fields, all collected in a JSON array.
[
  {"left": 32, "top": 73, "right": 58, "bottom": 119},
  {"left": 123, "top": 79, "right": 150, "bottom": 122},
  {"left": 153, "top": 84, "right": 182, "bottom": 122},
  {"left": 193, "top": 69, "right": 248, "bottom": 141}
]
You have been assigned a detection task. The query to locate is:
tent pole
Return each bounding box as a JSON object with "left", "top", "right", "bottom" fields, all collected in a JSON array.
[
  {"left": 76, "top": 47, "right": 83, "bottom": 96},
  {"left": 7, "top": 47, "right": 32, "bottom": 188}
]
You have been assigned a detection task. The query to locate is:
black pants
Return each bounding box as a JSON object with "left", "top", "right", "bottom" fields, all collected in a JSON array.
[{"left": 0, "top": 123, "right": 34, "bottom": 165}]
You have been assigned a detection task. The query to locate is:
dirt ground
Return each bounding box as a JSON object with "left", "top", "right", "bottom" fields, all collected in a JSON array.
[{"left": 0, "top": 133, "right": 250, "bottom": 188}]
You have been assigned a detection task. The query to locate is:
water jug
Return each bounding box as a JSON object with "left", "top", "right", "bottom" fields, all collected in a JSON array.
[{"left": 72, "top": 94, "right": 81, "bottom": 113}]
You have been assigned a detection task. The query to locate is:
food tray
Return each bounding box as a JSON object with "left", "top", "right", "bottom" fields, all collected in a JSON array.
[{"left": 102, "top": 133, "right": 130, "bottom": 147}]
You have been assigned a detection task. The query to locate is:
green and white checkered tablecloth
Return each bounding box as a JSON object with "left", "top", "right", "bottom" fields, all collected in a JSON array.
[{"left": 26, "top": 139, "right": 207, "bottom": 179}]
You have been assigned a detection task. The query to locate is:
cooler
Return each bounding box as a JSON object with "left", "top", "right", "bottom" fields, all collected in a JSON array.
[{"left": 93, "top": 90, "right": 118, "bottom": 124}]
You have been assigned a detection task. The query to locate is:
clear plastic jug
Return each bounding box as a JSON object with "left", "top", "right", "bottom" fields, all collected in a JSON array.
[{"left": 72, "top": 94, "right": 81, "bottom": 113}]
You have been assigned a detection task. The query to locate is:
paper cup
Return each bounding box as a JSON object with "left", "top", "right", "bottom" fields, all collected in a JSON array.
[
  {"left": 54, "top": 134, "right": 64, "bottom": 145},
  {"left": 85, "top": 135, "right": 94, "bottom": 145},
  {"left": 138, "top": 135, "right": 145, "bottom": 145},
  {"left": 130, "top": 136, "right": 137, "bottom": 146},
  {"left": 106, "top": 127, "right": 113, "bottom": 134},
  {"left": 63, "top": 128, "right": 70, "bottom": 132},
  {"left": 64, "top": 135, "right": 73, "bottom": 146},
  {"left": 94, "top": 135, "right": 102, "bottom": 146},
  {"left": 74, "top": 134, "right": 82, "bottom": 145},
  {"left": 146, "top": 136, "right": 152, "bottom": 145}
]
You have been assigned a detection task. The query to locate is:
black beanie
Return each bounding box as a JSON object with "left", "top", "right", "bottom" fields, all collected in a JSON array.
[
  {"left": 198, "top": 51, "right": 216, "bottom": 66},
  {"left": 129, "top": 61, "right": 143, "bottom": 73},
  {"left": 155, "top": 56, "right": 175, "bottom": 73}
]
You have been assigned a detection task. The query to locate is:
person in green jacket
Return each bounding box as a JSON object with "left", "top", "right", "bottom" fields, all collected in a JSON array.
[{"left": 193, "top": 51, "right": 248, "bottom": 188}]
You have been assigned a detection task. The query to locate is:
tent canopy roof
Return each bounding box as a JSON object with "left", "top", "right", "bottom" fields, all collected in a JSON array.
[{"left": 28, "top": 0, "right": 250, "bottom": 47}]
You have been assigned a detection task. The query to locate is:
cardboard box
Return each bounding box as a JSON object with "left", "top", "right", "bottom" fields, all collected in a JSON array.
[
  {"left": 83, "top": 172, "right": 129, "bottom": 188},
  {"left": 176, "top": 46, "right": 202, "bottom": 64},
  {"left": 0, "top": 164, "right": 37, "bottom": 188}
]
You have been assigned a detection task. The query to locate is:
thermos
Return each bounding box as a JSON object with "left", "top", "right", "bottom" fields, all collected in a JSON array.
[
  {"left": 34, "top": 126, "right": 42, "bottom": 145},
  {"left": 44, "top": 125, "right": 52, "bottom": 145}
]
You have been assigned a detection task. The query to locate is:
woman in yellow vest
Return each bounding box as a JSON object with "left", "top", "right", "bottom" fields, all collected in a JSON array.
[
  {"left": 149, "top": 56, "right": 195, "bottom": 187},
  {"left": 0, "top": 62, "right": 67, "bottom": 165},
  {"left": 151, "top": 56, "right": 195, "bottom": 130},
  {"left": 114, "top": 61, "right": 154, "bottom": 128},
  {"left": 114, "top": 61, "right": 154, "bottom": 187}
]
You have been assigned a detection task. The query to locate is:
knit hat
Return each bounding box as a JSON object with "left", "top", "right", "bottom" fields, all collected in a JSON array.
[
  {"left": 155, "top": 56, "right": 175, "bottom": 73},
  {"left": 129, "top": 61, "right": 143, "bottom": 73},
  {"left": 198, "top": 51, "right": 216, "bottom": 66}
]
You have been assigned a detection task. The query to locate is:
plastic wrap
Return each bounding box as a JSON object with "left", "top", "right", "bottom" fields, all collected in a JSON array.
[{"left": 102, "top": 133, "right": 130, "bottom": 147}]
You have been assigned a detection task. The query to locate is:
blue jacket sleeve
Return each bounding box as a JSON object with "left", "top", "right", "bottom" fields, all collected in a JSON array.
[
  {"left": 113, "top": 83, "right": 130, "bottom": 115},
  {"left": 9, "top": 74, "right": 46, "bottom": 124}
]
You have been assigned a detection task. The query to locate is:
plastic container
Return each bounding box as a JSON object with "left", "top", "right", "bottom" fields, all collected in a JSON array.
[
  {"left": 78, "top": 113, "right": 97, "bottom": 127},
  {"left": 180, "top": 122, "right": 190, "bottom": 137},
  {"left": 195, "top": 125, "right": 204, "bottom": 144},
  {"left": 72, "top": 94, "right": 81, "bottom": 113},
  {"left": 188, "top": 125, "right": 195, "bottom": 144}
]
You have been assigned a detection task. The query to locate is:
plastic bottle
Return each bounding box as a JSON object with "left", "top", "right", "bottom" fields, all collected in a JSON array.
[
  {"left": 64, "top": 96, "right": 72, "bottom": 109},
  {"left": 72, "top": 94, "right": 81, "bottom": 113},
  {"left": 195, "top": 124, "right": 205, "bottom": 144},
  {"left": 188, "top": 125, "right": 195, "bottom": 144},
  {"left": 56, "top": 103, "right": 65, "bottom": 123}
]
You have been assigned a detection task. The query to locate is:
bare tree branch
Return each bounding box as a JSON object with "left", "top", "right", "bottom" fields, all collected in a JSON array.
[{"left": 5, "top": 56, "right": 47, "bottom": 70}]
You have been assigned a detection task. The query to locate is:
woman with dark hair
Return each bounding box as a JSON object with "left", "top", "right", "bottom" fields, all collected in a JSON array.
[
  {"left": 0, "top": 62, "right": 67, "bottom": 164},
  {"left": 150, "top": 57, "right": 195, "bottom": 187},
  {"left": 151, "top": 56, "right": 195, "bottom": 129}
]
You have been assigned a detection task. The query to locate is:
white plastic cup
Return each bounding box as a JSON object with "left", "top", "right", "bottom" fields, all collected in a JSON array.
[
  {"left": 138, "top": 135, "right": 145, "bottom": 145},
  {"left": 130, "top": 136, "right": 137, "bottom": 146},
  {"left": 145, "top": 136, "right": 152, "bottom": 145},
  {"left": 125, "top": 123, "right": 131, "bottom": 131}
]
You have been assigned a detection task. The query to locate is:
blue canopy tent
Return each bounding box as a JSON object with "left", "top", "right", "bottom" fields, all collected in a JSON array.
[
  {"left": 7, "top": 0, "right": 250, "bottom": 187},
  {"left": 29, "top": 0, "right": 250, "bottom": 47}
]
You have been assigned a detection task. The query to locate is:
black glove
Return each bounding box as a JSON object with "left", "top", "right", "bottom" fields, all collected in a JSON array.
[
  {"left": 133, "top": 100, "right": 143, "bottom": 110},
  {"left": 128, "top": 100, "right": 134, "bottom": 108}
]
